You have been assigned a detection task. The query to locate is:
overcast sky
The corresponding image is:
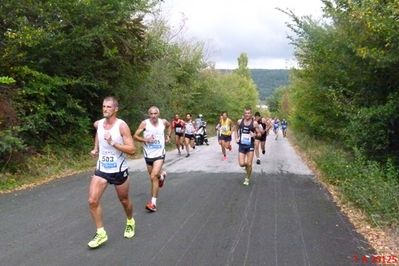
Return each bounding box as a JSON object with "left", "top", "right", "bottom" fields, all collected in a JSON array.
[{"left": 160, "top": 0, "right": 324, "bottom": 69}]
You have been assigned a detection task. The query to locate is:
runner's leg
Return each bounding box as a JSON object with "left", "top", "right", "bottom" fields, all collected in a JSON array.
[
  {"left": 88, "top": 175, "right": 108, "bottom": 228},
  {"left": 114, "top": 176, "right": 133, "bottom": 219},
  {"left": 254, "top": 139, "right": 260, "bottom": 164}
]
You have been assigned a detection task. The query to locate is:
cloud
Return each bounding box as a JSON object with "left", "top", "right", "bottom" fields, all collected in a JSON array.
[{"left": 161, "top": 0, "right": 323, "bottom": 69}]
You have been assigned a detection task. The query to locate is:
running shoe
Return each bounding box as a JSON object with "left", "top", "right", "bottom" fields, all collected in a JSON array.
[
  {"left": 124, "top": 221, "right": 135, "bottom": 239},
  {"left": 159, "top": 171, "right": 167, "bottom": 188},
  {"left": 256, "top": 159, "right": 260, "bottom": 165},
  {"left": 186, "top": 154, "right": 190, "bottom": 158},
  {"left": 262, "top": 150, "right": 265, "bottom": 155},
  {"left": 88, "top": 231, "right": 108, "bottom": 248},
  {"left": 243, "top": 178, "right": 250, "bottom": 186},
  {"left": 146, "top": 202, "right": 157, "bottom": 212}
]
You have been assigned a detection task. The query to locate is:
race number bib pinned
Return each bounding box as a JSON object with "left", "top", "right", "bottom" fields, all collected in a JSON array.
[
  {"left": 101, "top": 155, "right": 117, "bottom": 169},
  {"left": 241, "top": 133, "right": 251, "bottom": 145},
  {"left": 147, "top": 134, "right": 163, "bottom": 149}
]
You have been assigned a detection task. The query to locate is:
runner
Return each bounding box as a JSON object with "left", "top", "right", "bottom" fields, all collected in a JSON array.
[
  {"left": 273, "top": 118, "right": 280, "bottom": 140},
  {"left": 171, "top": 114, "right": 185, "bottom": 155},
  {"left": 183, "top": 113, "right": 196, "bottom": 158},
  {"left": 235, "top": 107, "right": 260, "bottom": 186},
  {"left": 254, "top": 112, "right": 271, "bottom": 165},
  {"left": 281, "top": 119, "right": 288, "bottom": 138},
  {"left": 87, "top": 96, "right": 136, "bottom": 249},
  {"left": 215, "top": 114, "right": 223, "bottom": 147},
  {"left": 219, "top": 111, "right": 233, "bottom": 160},
  {"left": 133, "top": 106, "right": 171, "bottom": 212}
]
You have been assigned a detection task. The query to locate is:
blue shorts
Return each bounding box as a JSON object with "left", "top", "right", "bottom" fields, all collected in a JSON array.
[
  {"left": 238, "top": 144, "right": 254, "bottom": 154},
  {"left": 94, "top": 169, "right": 129, "bottom": 185}
]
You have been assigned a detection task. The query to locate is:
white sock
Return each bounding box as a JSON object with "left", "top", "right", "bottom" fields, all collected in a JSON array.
[
  {"left": 97, "top": 227, "right": 106, "bottom": 234},
  {"left": 151, "top": 197, "right": 157, "bottom": 205}
]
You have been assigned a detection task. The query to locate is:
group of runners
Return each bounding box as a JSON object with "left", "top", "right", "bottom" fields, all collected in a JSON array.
[
  {"left": 171, "top": 113, "right": 208, "bottom": 158},
  {"left": 87, "top": 97, "right": 172, "bottom": 249},
  {"left": 87, "top": 96, "right": 287, "bottom": 249}
]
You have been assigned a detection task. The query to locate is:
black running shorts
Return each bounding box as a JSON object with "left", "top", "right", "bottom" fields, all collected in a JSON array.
[
  {"left": 94, "top": 169, "right": 129, "bottom": 185},
  {"left": 144, "top": 155, "right": 165, "bottom": 166}
]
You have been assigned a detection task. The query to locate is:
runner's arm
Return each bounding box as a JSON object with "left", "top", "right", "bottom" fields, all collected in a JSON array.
[
  {"left": 90, "top": 120, "right": 99, "bottom": 157},
  {"left": 114, "top": 121, "right": 136, "bottom": 156},
  {"left": 253, "top": 121, "right": 261, "bottom": 137},
  {"left": 234, "top": 119, "right": 241, "bottom": 143},
  {"left": 164, "top": 119, "right": 172, "bottom": 142},
  {"left": 133, "top": 121, "right": 149, "bottom": 143}
]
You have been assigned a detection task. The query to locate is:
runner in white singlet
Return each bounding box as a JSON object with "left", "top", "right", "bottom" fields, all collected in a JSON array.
[
  {"left": 87, "top": 96, "right": 136, "bottom": 249},
  {"left": 134, "top": 106, "right": 171, "bottom": 212}
]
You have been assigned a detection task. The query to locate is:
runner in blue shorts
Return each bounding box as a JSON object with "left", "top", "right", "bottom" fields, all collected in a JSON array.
[{"left": 234, "top": 107, "right": 261, "bottom": 186}]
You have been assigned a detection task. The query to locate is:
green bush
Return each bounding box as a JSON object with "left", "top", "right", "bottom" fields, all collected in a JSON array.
[{"left": 294, "top": 132, "right": 399, "bottom": 227}]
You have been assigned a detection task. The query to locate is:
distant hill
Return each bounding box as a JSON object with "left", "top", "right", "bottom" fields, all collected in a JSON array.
[
  {"left": 216, "top": 69, "right": 290, "bottom": 100},
  {"left": 250, "top": 69, "right": 290, "bottom": 100}
]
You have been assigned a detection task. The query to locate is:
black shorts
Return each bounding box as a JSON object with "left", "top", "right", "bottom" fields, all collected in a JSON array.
[
  {"left": 255, "top": 134, "right": 267, "bottom": 142},
  {"left": 175, "top": 132, "right": 184, "bottom": 137},
  {"left": 145, "top": 155, "right": 165, "bottom": 166},
  {"left": 238, "top": 144, "right": 254, "bottom": 154},
  {"left": 185, "top": 134, "right": 195, "bottom": 140},
  {"left": 94, "top": 169, "right": 129, "bottom": 185},
  {"left": 220, "top": 134, "right": 232, "bottom": 142}
]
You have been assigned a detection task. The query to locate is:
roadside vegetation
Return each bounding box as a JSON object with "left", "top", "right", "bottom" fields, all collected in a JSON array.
[
  {"left": 0, "top": 0, "right": 258, "bottom": 191},
  {"left": 269, "top": 0, "right": 399, "bottom": 231}
]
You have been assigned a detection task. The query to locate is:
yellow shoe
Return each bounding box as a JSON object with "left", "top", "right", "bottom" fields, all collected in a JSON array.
[
  {"left": 88, "top": 231, "right": 108, "bottom": 248},
  {"left": 124, "top": 220, "right": 135, "bottom": 239}
]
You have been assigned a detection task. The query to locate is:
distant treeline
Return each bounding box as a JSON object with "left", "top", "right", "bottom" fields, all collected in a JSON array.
[
  {"left": 250, "top": 69, "right": 289, "bottom": 100},
  {"left": 218, "top": 69, "right": 290, "bottom": 101}
]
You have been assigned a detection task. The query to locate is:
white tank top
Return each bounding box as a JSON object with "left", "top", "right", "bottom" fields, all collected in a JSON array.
[
  {"left": 185, "top": 121, "right": 195, "bottom": 135},
  {"left": 96, "top": 118, "right": 128, "bottom": 173},
  {"left": 143, "top": 118, "right": 166, "bottom": 158}
]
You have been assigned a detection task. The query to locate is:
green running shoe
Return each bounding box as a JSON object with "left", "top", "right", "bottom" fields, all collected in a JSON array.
[
  {"left": 88, "top": 231, "right": 108, "bottom": 248},
  {"left": 124, "top": 222, "right": 135, "bottom": 239},
  {"left": 243, "top": 178, "right": 250, "bottom": 186}
]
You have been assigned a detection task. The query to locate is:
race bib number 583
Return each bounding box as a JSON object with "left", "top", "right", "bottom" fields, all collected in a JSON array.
[{"left": 101, "top": 156, "right": 117, "bottom": 169}]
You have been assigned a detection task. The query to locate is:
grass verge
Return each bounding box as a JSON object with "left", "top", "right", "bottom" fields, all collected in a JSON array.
[
  {"left": 0, "top": 146, "right": 94, "bottom": 192},
  {"left": 288, "top": 130, "right": 399, "bottom": 256}
]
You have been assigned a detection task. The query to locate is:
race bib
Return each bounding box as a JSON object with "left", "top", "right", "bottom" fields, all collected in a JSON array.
[
  {"left": 241, "top": 133, "right": 251, "bottom": 145},
  {"left": 101, "top": 155, "right": 117, "bottom": 169},
  {"left": 147, "top": 134, "right": 163, "bottom": 149},
  {"left": 175, "top": 127, "right": 183, "bottom": 133}
]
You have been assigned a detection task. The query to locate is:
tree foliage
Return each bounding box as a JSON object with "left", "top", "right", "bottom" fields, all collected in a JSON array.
[
  {"left": 282, "top": 0, "right": 399, "bottom": 162},
  {"left": 0, "top": 2, "right": 260, "bottom": 174}
]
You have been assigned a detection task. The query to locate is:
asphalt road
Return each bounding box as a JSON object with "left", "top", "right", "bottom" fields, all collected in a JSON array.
[{"left": 0, "top": 131, "right": 375, "bottom": 266}]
